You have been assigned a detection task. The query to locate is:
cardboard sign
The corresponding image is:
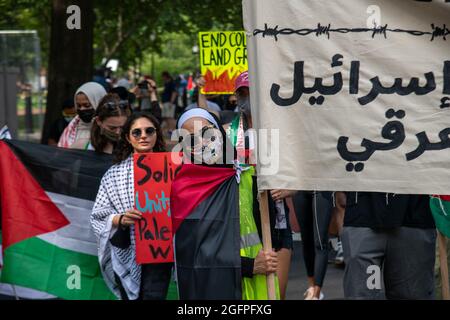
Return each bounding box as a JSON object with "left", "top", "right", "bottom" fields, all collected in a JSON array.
[
  {"left": 134, "top": 152, "right": 182, "bottom": 264},
  {"left": 199, "top": 31, "right": 248, "bottom": 94}
]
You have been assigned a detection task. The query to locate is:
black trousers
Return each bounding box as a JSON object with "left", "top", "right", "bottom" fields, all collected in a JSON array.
[
  {"left": 293, "top": 191, "right": 333, "bottom": 288},
  {"left": 116, "top": 263, "right": 173, "bottom": 300}
]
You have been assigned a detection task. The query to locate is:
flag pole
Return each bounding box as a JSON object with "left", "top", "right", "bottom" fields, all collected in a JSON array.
[
  {"left": 259, "top": 190, "right": 276, "bottom": 300},
  {"left": 438, "top": 231, "right": 449, "bottom": 300}
]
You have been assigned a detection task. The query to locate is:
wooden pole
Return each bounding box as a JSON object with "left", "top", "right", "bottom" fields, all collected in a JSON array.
[
  {"left": 259, "top": 190, "right": 276, "bottom": 300},
  {"left": 438, "top": 231, "right": 450, "bottom": 300}
]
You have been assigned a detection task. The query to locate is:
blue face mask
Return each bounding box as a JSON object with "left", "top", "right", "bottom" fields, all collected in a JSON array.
[{"left": 64, "top": 116, "right": 75, "bottom": 123}]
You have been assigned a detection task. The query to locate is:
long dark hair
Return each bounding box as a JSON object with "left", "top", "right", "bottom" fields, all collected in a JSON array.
[
  {"left": 91, "top": 93, "right": 131, "bottom": 153},
  {"left": 113, "top": 111, "right": 165, "bottom": 164}
]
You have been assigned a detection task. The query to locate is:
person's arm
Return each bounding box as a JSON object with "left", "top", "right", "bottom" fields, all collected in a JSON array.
[
  {"left": 147, "top": 79, "right": 162, "bottom": 122},
  {"left": 270, "top": 190, "right": 298, "bottom": 202},
  {"left": 241, "top": 257, "right": 255, "bottom": 278},
  {"left": 196, "top": 77, "right": 209, "bottom": 110},
  {"left": 241, "top": 249, "right": 278, "bottom": 278}
]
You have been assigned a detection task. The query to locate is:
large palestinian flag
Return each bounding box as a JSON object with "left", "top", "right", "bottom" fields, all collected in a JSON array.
[
  {"left": 0, "top": 139, "right": 116, "bottom": 300},
  {"left": 171, "top": 164, "right": 242, "bottom": 300}
]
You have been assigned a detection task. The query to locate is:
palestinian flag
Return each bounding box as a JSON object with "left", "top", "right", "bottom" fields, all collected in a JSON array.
[
  {"left": 0, "top": 139, "right": 116, "bottom": 300},
  {"left": 430, "top": 195, "right": 450, "bottom": 238},
  {"left": 171, "top": 164, "right": 241, "bottom": 300}
]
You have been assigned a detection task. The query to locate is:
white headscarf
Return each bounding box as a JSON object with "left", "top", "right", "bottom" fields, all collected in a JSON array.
[
  {"left": 58, "top": 82, "right": 107, "bottom": 148},
  {"left": 74, "top": 82, "right": 107, "bottom": 110},
  {"left": 177, "top": 108, "right": 219, "bottom": 129}
]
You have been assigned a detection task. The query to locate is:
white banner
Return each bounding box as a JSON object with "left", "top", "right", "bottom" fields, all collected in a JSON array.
[{"left": 243, "top": 0, "right": 450, "bottom": 194}]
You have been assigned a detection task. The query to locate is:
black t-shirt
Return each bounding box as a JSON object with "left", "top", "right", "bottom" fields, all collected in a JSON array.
[
  {"left": 162, "top": 81, "right": 176, "bottom": 103},
  {"left": 344, "top": 192, "right": 435, "bottom": 229}
]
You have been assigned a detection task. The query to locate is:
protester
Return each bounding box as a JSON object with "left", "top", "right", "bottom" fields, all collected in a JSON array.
[
  {"left": 175, "top": 74, "right": 188, "bottom": 115},
  {"left": 161, "top": 71, "right": 178, "bottom": 119},
  {"left": 231, "top": 71, "right": 294, "bottom": 299},
  {"left": 76, "top": 93, "right": 131, "bottom": 153},
  {"left": 91, "top": 112, "right": 171, "bottom": 300},
  {"left": 110, "top": 86, "right": 136, "bottom": 107},
  {"left": 224, "top": 94, "right": 238, "bottom": 111},
  {"left": 47, "top": 99, "right": 77, "bottom": 146},
  {"left": 293, "top": 191, "right": 334, "bottom": 300},
  {"left": 93, "top": 67, "right": 111, "bottom": 91},
  {"left": 130, "top": 78, "right": 162, "bottom": 122},
  {"left": 329, "top": 192, "right": 346, "bottom": 265},
  {"left": 58, "top": 82, "right": 107, "bottom": 148},
  {"left": 185, "top": 77, "right": 222, "bottom": 114},
  {"left": 341, "top": 192, "right": 436, "bottom": 299},
  {"left": 115, "top": 77, "right": 132, "bottom": 90},
  {"left": 172, "top": 108, "right": 279, "bottom": 299}
]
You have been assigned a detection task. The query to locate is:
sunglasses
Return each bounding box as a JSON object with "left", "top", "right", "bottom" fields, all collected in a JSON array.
[
  {"left": 179, "top": 126, "right": 219, "bottom": 150},
  {"left": 131, "top": 127, "right": 156, "bottom": 138},
  {"left": 103, "top": 100, "right": 130, "bottom": 111}
]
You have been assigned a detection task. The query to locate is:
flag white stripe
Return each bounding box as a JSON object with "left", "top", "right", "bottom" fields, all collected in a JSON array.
[{"left": 37, "top": 192, "right": 98, "bottom": 256}]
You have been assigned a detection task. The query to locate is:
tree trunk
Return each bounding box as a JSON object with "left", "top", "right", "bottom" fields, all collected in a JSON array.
[{"left": 41, "top": 0, "right": 94, "bottom": 144}]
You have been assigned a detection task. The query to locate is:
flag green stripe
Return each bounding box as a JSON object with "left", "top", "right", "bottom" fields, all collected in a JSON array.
[{"left": 1, "top": 237, "right": 116, "bottom": 300}]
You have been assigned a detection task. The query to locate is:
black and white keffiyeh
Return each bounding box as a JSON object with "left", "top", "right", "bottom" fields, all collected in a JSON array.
[{"left": 91, "top": 156, "right": 141, "bottom": 300}]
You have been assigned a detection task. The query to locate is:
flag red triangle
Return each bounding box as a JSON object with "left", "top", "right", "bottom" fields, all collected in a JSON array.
[
  {"left": 433, "top": 195, "right": 450, "bottom": 201},
  {"left": 171, "top": 164, "right": 236, "bottom": 232},
  {"left": 0, "top": 141, "right": 70, "bottom": 251}
]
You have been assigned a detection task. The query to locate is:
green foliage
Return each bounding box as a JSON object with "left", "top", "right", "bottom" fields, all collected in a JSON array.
[
  {"left": 140, "top": 32, "right": 199, "bottom": 82},
  {"left": 0, "top": 0, "right": 243, "bottom": 71},
  {"left": 0, "top": 0, "right": 51, "bottom": 64}
]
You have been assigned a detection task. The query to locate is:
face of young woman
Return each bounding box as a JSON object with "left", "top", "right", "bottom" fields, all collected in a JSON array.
[
  {"left": 75, "top": 93, "right": 92, "bottom": 111},
  {"left": 97, "top": 115, "right": 127, "bottom": 135},
  {"left": 181, "top": 117, "right": 223, "bottom": 164},
  {"left": 76, "top": 93, "right": 96, "bottom": 123},
  {"left": 127, "top": 117, "right": 157, "bottom": 153}
]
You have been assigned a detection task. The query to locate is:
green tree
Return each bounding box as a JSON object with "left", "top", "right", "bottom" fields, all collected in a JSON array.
[{"left": 1, "top": 0, "right": 244, "bottom": 140}]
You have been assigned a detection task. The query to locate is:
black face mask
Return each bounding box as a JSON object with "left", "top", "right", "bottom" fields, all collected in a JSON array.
[
  {"left": 226, "top": 101, "right": 237, "bottom": 111},
  {"left": 78, "top": 108, "right": 95, "bottom": 123},
  {"left": 101, "top": 127, "right": 120, "bottom": 143}
]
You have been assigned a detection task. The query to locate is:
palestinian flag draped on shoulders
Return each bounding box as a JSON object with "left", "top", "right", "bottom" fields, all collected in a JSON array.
[
  {"left": 171, "top": 161, "right": 276, "bottom": 300},
  {"left": 0, "top": 139, "right": 116, "bottom": 300},
  {"left": 171, "top": 163, "right": 241, "bottom": 299}
]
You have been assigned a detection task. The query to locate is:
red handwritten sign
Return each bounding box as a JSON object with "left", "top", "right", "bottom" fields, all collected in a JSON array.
[{"left": 133, "top": 152, "right": 182, "bottom": 264}]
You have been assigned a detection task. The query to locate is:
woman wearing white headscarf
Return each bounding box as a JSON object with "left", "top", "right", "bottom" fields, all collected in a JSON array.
[{"left": 58, "top": 82, "right": 107, "bottom": 149}]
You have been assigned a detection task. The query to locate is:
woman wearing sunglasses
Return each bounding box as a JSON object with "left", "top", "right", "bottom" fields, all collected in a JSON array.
[
  {"left": 172, "top": 108, "right": 278, "bottom": 299},
  {"left": 91, "top": 112, "right": 170, "bottom": 300},
  {"left": 72, "top": 93, "right": 131, "bottom": 153}
]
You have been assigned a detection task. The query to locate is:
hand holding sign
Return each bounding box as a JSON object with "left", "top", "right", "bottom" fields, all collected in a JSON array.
[
  {"left": 120, "top": 210, "right": 143, "bottom": 227},
  {"left": 133, "top": 152, "right": 182, "bottom": 264}
]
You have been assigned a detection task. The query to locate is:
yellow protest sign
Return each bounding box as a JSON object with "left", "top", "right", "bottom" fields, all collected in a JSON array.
[{"left": 199, "top": 31, "right": 248, "bottom": 94}]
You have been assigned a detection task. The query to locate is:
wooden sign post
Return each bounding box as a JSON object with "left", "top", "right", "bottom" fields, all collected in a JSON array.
[{"left": 259, "top": 190, "right": 276, "bottom": 300}]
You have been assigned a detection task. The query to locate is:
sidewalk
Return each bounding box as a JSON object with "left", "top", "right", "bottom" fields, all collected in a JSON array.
[{"left": 286, "top": 239, "right": 345, "bottom": 300}]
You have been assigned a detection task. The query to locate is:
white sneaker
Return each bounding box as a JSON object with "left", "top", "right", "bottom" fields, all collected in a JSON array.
[
  {"left": 334, "top": 240, "right": 344, "bottom": 265},
  {"left": 304, "top": 287, "right": 314, "bottom": 300},
  {"left": 304, "top": 287, "right": 325, "bottom": 300}
]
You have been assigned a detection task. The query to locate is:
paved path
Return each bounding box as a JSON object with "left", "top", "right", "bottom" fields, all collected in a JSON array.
[{"left": 286, "top": 239, "right": 345, "bottom": 300}]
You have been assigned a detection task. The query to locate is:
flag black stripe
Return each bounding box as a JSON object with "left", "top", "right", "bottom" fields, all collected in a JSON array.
[{"left": 5, "top": 140, "right": 112, "bottom": 202}]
